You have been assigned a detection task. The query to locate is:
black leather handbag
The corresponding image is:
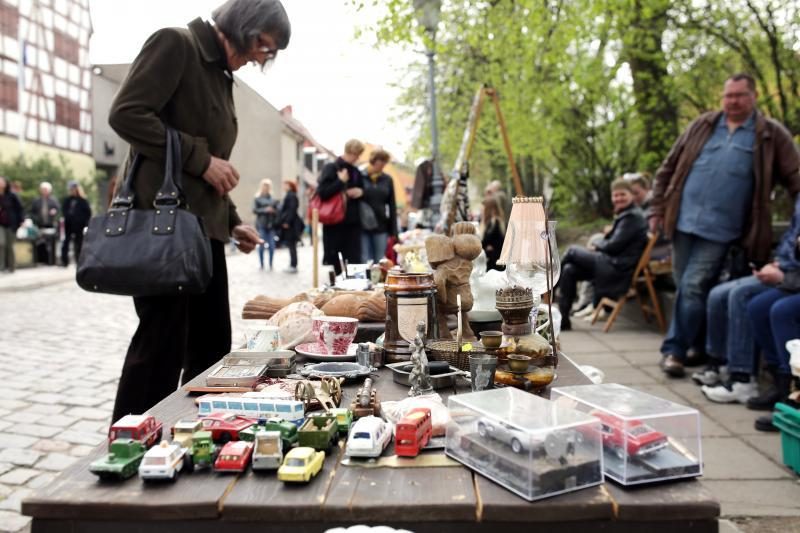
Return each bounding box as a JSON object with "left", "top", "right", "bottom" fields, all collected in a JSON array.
[{"left": 76, "top": 128, "right": 213, "bottom": 296}]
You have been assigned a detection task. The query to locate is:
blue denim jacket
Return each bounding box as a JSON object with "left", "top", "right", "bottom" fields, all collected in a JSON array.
[{"left": 777, "top": 197, "right": 800, "bottom": 272}]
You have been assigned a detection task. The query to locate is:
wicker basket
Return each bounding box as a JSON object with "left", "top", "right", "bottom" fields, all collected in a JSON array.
[{"left": 427, "top": 339, "right": 484, "bottom": 371}]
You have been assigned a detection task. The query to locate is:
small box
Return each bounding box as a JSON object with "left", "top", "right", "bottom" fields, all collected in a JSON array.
[
  {"left": 551, "top": 383, "right": 702, "bottom": 485},
  {"left": 445, "top": 388, "right": 603, "bottom": 501}
]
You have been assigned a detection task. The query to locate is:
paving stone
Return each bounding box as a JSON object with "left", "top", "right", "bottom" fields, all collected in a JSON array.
[
  {"left": 702, "top": 404, "right": 764, "bottom": 436},
  {"left": 41, "top": 415, "right": 78, "bottom": 428},
  {"left": 0, "top": 449, "right": 41, "bottom": 468},
  {"left": 0, "top": 510, "right": 31, "bottom": 532},
  {"left": 0, "top": 435, "right": 37, "bottom": 450},
  {"left": 0, "top": 401, "right": 27, "bottom": 412},
  {"left": 597, "top": 365, "right": 658, "bottom": 385},
  {"left": 22, "top": 404, "right": 66, "bottom": 416},
  {"left": 27, "top": 394, "right": 63, "bottom": 406},
  {"left": 0, "top": 422, "right": 13, "bottom": 434},
  {"left": 68, "top": 445, "right": 95, "bottom": 458},
  {"left": 31, "top": 440, "right": 71, "bottom": 454},
  {"left": 0, "top": 390, "right": 28, "bottom": 401},
  {"left": 58, "top": 430, "right": 105, "bottom": 446},
  {"left": 36, "top": 453, "right": 76, "bottom": 472},
  {"left": 69, "top": 420, "right": 106, "bottom": 434},
  {"left": 9, "top": 425, "right": 60, "bottom": 439},
  {"left": 591, "top": 332, "right": 663, "bottom": 352},
  {"left": 559, "top": 331, "right": 612, "bottom": 353},
  {"left": 568, "top": 351, "right": 631, "bottom": 368},
  {"left": 0, "top": 484, "right": 12, "bottom": 500},
  {"left": 63, "top": 407, "right": 110, "bottom": 421},
  {"left": 0, "top": 469, "right": 39, "bottom": 486},
  {"left": 702, "top": 437, "right": 790, "bottom": 480},
  {"left": 2, "top": 413, "right": 43, "bottom": 425},
  {"left": 704, "top": 480, "right": 800, "bottom": 517},
  {"left": 0, "top": 487, "right": 33, "bottom": 512},
  {"left": 60, "top": 396, "right": 105, "bottom": 408},
  {"left": 741, "top": 434, "right": 788, "bottom": 471},
  {"left": 26, "top": 471, "right": 56, "bottom": 490}
]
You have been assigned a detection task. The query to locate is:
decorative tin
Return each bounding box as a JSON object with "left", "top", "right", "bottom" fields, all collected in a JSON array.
[{"left": 384, "top": 272, "right": 439, "bottom": 363}]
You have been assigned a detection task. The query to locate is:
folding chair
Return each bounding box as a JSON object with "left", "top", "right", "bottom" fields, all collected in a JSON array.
[{"left": 591, "top": 232, "right": 666, "bottom": 333}]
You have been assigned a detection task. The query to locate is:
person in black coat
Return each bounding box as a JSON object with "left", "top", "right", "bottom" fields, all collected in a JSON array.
[
  {"left": 278, "top": 179, "right": 303, "bottom": 273},
  {"left": 61, "top": 181, "right": 92, "bottom": 266},
  {"left": 558, "top": 179, "right": 648, "bottom": 330},
  {"left": 0, "top": 176, "right": 25, "bottom": 272},
  {"left": 481, "top": 196, "right": 506, "bottom": 271},
  {"left": 317, "top": 139, "right": 365, "bottom": 274},
  {"left": 361, "top": 149, "right": 398, "bottom": 262}
]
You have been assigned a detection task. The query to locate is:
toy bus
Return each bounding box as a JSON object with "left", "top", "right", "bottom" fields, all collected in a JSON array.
[
  {"left": 196, "top": 394, "right": 305, "bottom": 425},
  {"left": 395, "top": 407, "right": 432, "bottom": 457}
]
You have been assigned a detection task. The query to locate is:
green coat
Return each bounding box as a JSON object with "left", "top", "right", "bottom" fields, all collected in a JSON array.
[{"left": 109, "top": 18, "right": 241, "bottom": 242}]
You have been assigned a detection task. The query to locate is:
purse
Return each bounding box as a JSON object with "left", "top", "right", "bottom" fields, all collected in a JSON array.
[
  {"left": 358, "top": 200, "right": 379, "bottom": 231},
  {"left": 76, "top": 128, "right": 213, "bottom": 297},
  {"left": 308, "top": 190, "right": 346, "bottom": 225}
]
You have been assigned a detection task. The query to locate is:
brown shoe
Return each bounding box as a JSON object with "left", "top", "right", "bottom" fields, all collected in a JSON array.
[{"left": 660, "top": 355, "right": 685, "bottom": 378}]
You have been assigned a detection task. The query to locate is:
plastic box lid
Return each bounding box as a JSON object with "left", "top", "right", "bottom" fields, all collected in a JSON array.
[{"left": 552, "top": 383, "right": 697, "bottom": 420}]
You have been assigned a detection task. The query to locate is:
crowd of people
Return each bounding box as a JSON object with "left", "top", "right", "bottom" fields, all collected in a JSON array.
[{"left": 0, "top": 178, "right": 92, "bottom": 273}]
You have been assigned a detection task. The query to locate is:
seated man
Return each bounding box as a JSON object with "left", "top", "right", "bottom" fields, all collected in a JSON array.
[
  {"left": 558, "top": 179, "right": 648, "bottom": 330},
  {"left": 700, "top": 198, "right": 800, "bottom": 407}
]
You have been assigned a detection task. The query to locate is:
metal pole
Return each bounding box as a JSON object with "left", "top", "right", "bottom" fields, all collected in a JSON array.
[{"left": 426, "top": 37, "right": 444, "bottom": 227}]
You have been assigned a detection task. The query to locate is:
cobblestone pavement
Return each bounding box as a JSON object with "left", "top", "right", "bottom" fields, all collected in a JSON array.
[
  {"left": 0, "top": 243, "right": 310, "bottom": 532},
  {"left": 1, "top": 243, "right": 800, "bottom": 532}
]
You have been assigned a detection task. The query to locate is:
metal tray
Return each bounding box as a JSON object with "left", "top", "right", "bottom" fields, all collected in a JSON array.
[
  {"left": 298, "top": 362, "right": 373, "bottom": 380},
  {"left": 386, "top": 362, "right": 465, "bottom": 389}
]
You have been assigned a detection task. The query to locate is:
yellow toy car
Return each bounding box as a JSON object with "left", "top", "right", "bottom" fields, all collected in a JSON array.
[{"left": 277, "top": 446, "right": 325, "bottom": 483}]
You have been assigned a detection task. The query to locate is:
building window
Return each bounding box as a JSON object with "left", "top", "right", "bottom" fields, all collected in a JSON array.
[
  {"left": 54, "top": 30, "right": 79, "bottom": 64},
  {"left": 55, "top": 95, "right": 80, "bottom": 129},
  {"left": 0, "top": 2, "right": 18, "bottom": 40},
  {"left": 0, "top": 73, "right": 17, "bottom": 109}
]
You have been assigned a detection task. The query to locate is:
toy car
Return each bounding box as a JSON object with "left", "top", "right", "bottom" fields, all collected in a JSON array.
[
  {"left": 277, "top": 446, "right": 325, "bottom": 483},
  {"left": 214, "top": 440, "right": 254, "bottom": 473},
  {"left": 252, "top": 430, "right": 283, "bottom": 471},
  {"left": 90, "top": 439, "right": 147, "bottom": 480},
  {"left": 171, "top": 419, "right": 202, "bottom": 448},
  {"left": 200, "top": 413, "right": 256, "bottom": 443},
  {"left": 108, "top": 414, "right": 163, "bottom": 450},
  {"left": 395, "top": 407, "right": 432, "bottom": 457},
  {"left": 592, "top": 411, "right": 668, "bottom": 459},
  {"left": 139, "top": 441, "right": 186, "bottom": 481},
  {"left": 185, "top": 430, "right": 217, "bottom": 472},
  {"left": 331, "top": 408, "right": 353, "bottom": 436},
  {"left": 346, "top": 416, "right": 392, "bottom": 458},
  {"left": 298, "top": 414, "right": 339, "bottom": 451},
  {"left": 239, "top": 417, "right": 298, "bottom": 449}
]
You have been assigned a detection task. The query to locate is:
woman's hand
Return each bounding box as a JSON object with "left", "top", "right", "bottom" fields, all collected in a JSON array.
[
  {"left": 231, "top": 224, "right": 262, "bottom": 254},
  {"left": 346, "top": 187, "right": 364, "bottom": 199},
  {"left": 203, "top": 156, "right": 240, "bottom": 196},
  {"left": 337, "top": 168, "right": 349, "bottom": 183},
  {"left": 754, "top": 262, "right": 784, "bottom": 285}
]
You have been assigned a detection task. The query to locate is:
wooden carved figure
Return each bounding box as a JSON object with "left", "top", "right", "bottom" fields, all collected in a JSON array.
[{"left": 425, "top": 222, "right": 482, "bottom": 339}]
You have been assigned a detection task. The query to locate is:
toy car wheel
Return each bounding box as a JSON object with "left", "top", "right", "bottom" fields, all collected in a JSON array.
[
  {"left": 615, "top": 446, "right": 625, "bottom": 460},
  {"left": 511, "top": 438, "right": 523, "bottom": 454},
  {"left": 184, "top": 454, "right": 195, "bottom": 473},
  {"left": 477, "top": 422, "right": 488, "bottom": 438}
]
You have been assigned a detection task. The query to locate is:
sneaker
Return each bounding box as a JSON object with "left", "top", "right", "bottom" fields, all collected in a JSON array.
[
  {"left": 702, "top": 380, "right": 757, "bottom": 404},
  {"left": 573, "top": 304, "right": 595, "bottom": 318},
  {"left": 284, "top": 267, "right": 298, "bottom": 274},
  {"left": 691, "top": 364, "right": 724, "bottom": 387},
  {"left": 585, "top": 308, "right": 608, "bottom": 322}
]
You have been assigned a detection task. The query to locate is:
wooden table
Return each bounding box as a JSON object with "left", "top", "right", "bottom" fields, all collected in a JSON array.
[{"left": 22, "top": 355, "right": 719, "bottom": 533}]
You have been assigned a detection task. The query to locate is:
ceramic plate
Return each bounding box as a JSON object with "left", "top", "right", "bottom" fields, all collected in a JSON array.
[{"left": 295, "top": 342, "right": 357, "bottom": 362}]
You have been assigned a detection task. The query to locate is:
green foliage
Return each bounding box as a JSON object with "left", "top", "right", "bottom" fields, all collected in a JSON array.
[
  {"left": 352, "top": 0, "right": 800, "bottom": 221},
  {"left": 0, "top": 154, "right": 101, "bottom": 212}
]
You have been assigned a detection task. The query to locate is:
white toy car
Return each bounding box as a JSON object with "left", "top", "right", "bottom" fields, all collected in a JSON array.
[
  {"left": 138, "top": 441, "right": 186, "bottom": 481},
  {"left": 345, "top": 416, "right": 391, "bottom": 458},
  {"left": 252, "top": 430, "right": 284, "bottom": 470}
]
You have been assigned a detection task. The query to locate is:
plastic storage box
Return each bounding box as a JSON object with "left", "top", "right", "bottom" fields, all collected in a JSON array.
[
  {"left": 773, "top": 402, "right": 800, "bottom": 475},
  {"left": 551, "top": 383, "right": 702, "bottom": 485},
  {"left": 445, "top": 388, "right": 603, "bottom": 501}
]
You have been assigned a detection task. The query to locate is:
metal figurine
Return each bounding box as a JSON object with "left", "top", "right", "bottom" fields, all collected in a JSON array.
[{"left": 409, "top": 321, "right": 434, "bottom": 396}]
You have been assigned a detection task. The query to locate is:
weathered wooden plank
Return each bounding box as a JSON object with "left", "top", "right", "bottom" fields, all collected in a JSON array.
[
  {"left": 605, "top": 479, "right": 720, "bottom": 522},
  {"left": 23, "top": 370, "right": 233, "bottom": 521}
]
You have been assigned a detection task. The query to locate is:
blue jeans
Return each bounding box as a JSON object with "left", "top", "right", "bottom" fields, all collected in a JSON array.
[
  {"left": 661, "top": 231, "right": 729, "bottom": 359},
  {"left": 257, "top": 227, "right": 276, "bottom": 269},
  {"left": 705, "top": 275, "right": 770, "bottom": 374},
  {"left": 362, "top": 232, "right": 388, "bottom": 263},
  {"left": 748, "top": 289, "right": 800, "bottom": 376}
]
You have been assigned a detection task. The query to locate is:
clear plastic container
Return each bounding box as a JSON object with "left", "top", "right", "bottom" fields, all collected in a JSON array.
[
  {"left": 445, "top": 388, "right": 603, "bottom": 501},
  {"left": 551, "top": 383, "right": 702, "bottom": 485}
]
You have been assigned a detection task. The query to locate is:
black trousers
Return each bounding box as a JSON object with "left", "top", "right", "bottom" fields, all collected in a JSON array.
[
  {"left": 112, "top": 240, "right": 231, "bottom": 422},
  {"left": 557, "top": 246, "right": 598, "bottom": 317},
  {"left": 61, "top": 230, "right": 83, "bottom": 266},
  {"left": 286, "top": 237, "right": 298, "bottom": 268},
  {"left": 322, "top": 223, "right": 362, "bottom": 275}
]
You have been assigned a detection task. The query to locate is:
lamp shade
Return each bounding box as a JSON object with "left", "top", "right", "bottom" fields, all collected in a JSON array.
[
  {"left": 497, "top": 197, "right": 549, "bottom": 267},
  {"left": 413, "top": 0, "right": 442, "bottom": 33}
]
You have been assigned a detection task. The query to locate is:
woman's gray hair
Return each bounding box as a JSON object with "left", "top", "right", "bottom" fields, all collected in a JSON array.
[{"left": 213, "top": 0, "right": 291, "bottom": 55}]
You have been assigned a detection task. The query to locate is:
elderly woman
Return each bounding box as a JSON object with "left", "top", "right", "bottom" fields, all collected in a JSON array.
[
  {"left": 361, "top": 149, "right": 397, "bottom": 262},
  {"left": 108, "top": 0, "right": 290, "bottom": 422},
  {"left": 557, "top": 179, "right": 648, "bottom": 330},
  {"left": 317, "top": 139, "right": 365, "bottom": 274}
]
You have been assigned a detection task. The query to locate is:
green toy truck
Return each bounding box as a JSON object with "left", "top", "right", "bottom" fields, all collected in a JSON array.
[
  {"left": 185, "top": 430, "right": 217, "bottom": 472},
  {"left": 298, "top": 414, "right": 339, "bottom": 451},
  {"left": 240, "top": 418, "right": 298, "bottom": 450},
  {"left": 90, "top": 439, "right": 147, "bottom": 480},
  {"left": 331, "top": 408, "right": 353, "bottom": 436}
]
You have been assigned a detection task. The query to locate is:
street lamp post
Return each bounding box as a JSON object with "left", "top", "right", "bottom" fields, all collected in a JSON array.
[{"left": 414, "top": 0, "right": 443, "bottom": 227}]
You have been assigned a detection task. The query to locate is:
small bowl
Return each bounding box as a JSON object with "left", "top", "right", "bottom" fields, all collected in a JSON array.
[
  {"left": 507, "top": 354, "right": 531, "bottom": 373},
  {"left": 480, "top": 331, "right": 504, "bottom": 349}
]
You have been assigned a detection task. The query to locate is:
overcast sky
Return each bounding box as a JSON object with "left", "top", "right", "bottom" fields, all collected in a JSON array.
[{"left": 88, "top": 0, "right": 419, "bottom": 160}]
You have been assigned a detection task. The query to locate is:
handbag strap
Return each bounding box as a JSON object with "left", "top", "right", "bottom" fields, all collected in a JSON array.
[{"left": 110, "top": 127, "right": 184, "bottom": 210}]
